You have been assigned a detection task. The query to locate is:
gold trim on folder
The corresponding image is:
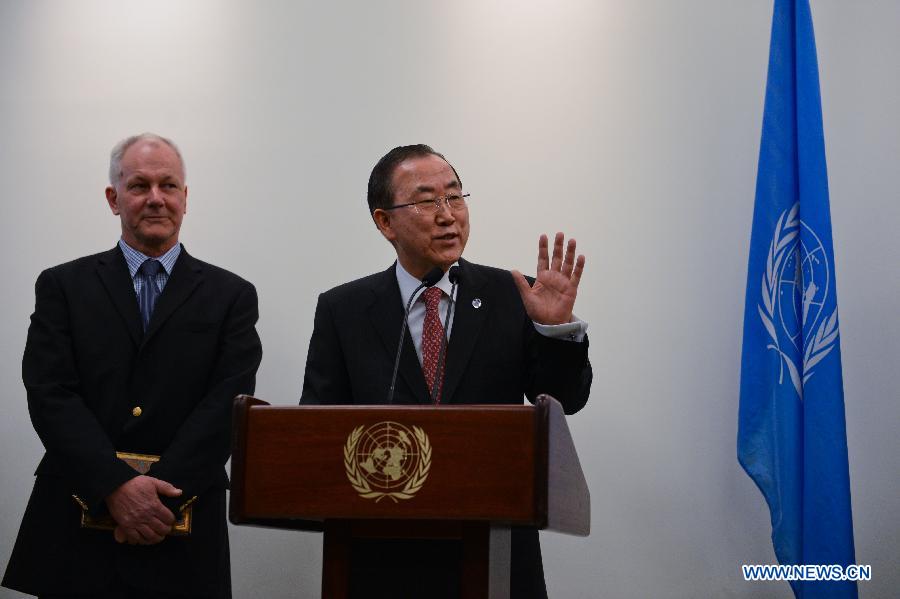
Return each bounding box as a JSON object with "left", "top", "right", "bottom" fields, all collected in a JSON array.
[{"left": 73, "top": 452, "right": 192, "bottom": 535}]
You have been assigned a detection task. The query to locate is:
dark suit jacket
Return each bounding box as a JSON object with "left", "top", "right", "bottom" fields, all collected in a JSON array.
[
  {"left": 3, "top": 245, "right": 262, "bottom": 598},
  {"left": 300, "top": 258, "right": 592, "bottom": 598}
]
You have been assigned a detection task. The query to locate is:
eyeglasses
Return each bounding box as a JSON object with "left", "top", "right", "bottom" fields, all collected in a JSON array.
[{"left": 383, "top": 193, "right": 470, "bottom": 214}]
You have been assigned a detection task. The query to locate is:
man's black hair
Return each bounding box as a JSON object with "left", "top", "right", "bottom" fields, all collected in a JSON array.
[{"left": 367, "top": 144, "right": 462, "bottom": 214}]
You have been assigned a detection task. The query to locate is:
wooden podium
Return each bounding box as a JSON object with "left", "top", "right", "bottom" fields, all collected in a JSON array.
[{"left": 229, "top": 394, "right": 590, "bottom": 599}]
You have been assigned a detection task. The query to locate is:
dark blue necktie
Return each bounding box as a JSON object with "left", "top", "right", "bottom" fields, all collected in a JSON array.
[{"left": 138, "top": 259, "right": 162, "bottom": 331}]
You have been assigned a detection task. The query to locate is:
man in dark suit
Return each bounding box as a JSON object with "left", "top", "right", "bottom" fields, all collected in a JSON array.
[
  {"left": 3, "top": 133, "right": 263, "bottom": 598},
  {"left": 300, "top": 144, "right": 592, "bottom": 598}
]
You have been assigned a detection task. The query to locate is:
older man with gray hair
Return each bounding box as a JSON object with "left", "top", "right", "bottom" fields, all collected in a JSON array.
[{"left": 3, "top": 133, "right": 262, "bottom": 598}]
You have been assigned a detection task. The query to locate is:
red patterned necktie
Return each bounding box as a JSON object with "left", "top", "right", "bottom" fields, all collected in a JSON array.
[{"left": 421, "top": 287, "right": 446, "bottom": 404}]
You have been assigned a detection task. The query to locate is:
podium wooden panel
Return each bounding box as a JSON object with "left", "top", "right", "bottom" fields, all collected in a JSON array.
[{"left": 230, "top": 394, "right": 589, "bottom": 598}]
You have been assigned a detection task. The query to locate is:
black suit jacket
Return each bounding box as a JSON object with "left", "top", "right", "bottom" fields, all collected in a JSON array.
[
  {"left": 3, "top": 246, "right": 262, "bottom": 598},
  {"left": 300, "top": 258, "right": 591, "bottom": 598}
]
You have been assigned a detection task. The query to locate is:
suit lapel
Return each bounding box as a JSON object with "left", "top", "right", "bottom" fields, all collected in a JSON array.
[
  {"left": 368, "top": 264, "right": 430, "bottom": 404},
  {"left": 441, "top": 259, "right": 490, "bottom": 404},
  {"left": 142, "top": 249, "right": 203, "bottom": 347},
  {"left": 96, "top": 247, "right": 142, "bottom": 347}
]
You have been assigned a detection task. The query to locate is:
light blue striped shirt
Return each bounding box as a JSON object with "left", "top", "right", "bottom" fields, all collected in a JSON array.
[{"left": 118, "top": 239, "right": 182, "bottom": 295}]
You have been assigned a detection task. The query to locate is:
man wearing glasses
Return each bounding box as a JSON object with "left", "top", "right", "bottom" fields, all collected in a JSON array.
[{"left": 300, "top": 144, "right": 592, "bottom": 598}]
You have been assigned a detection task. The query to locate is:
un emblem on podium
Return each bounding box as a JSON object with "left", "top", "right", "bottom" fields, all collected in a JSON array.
[{"left": 344, "top": 421, "right": 432, "bottom": 502}]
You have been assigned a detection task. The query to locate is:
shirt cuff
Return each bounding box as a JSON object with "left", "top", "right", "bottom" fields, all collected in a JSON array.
[{"left": 532, "top": 314, "right": 588, "bottom": 342}]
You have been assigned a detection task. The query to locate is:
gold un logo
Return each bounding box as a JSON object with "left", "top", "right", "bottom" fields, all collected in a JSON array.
[{"left": 344, "top": 421, "right": 432, "bottom": 502}]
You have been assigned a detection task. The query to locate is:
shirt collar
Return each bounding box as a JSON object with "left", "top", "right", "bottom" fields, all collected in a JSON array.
[
  {"left": 395, "top": 261, "right": 457, "bottom": 306},
  {"left": 118, "top": 239, "right": 182, "bottom": 278}
]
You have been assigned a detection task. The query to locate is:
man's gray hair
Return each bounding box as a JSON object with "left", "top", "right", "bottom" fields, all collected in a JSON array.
[{"left": 108, "top": 133, "right": 186, "bottom": 185}]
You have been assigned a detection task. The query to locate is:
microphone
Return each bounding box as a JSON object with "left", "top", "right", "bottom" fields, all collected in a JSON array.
[
  {"left": 430, "top": 265, "right": 460, "bottom": 403},
  {"left": 387, "top": 266, "right": 444, "bottom": 404}
]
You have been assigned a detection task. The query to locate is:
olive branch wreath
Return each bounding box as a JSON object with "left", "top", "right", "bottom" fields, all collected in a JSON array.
[
  {"left": 757, "top": 202, "right": 839, "bottom": 397},
  {"left": 344, "top": 425, "right": 432, "bottom": 503},
  {"left": 803, "top": 309, "right": 839, "bottom": 385}
]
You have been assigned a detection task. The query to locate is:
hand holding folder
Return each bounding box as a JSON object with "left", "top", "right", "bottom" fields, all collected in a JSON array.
[
  {"left": 107, "top": 475, "right": 182, "bottom": 544},
  {"left": 73, "top": 453, "right": 194, "bottom": 540}
]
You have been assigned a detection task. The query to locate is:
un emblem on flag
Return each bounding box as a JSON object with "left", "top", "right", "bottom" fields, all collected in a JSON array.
[
  {"left": 758, "top": 203, "right": 840, "bottom": 397},
  {"left": 344, "top": 422, "right": 432, "bottom": 502}
]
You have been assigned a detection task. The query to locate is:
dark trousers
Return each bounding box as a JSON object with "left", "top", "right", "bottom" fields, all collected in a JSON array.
[
  {"left": 347, "top": 528, "right": 547, "bottom": 599},
  {"left": 40, "top": 572, "right": 213, "bottom": 599}
]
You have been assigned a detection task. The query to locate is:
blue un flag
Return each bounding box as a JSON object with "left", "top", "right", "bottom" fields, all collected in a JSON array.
[{"left": 738, "top": 1, "right": 857, "bottom": 597}]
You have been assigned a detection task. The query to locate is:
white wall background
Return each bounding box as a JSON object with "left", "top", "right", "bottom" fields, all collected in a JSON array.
[{"left": 1, "top": 1, "right": 897, "bottom": 597}]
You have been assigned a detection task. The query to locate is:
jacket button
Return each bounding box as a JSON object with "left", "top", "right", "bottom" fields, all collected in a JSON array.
[{"left": 132, "top": 406, "right": 142, "bottom": 417}]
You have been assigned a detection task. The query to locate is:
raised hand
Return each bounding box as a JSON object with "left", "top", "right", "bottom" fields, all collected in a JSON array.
[
  {"left": 106, "top": 475, "right": 182, "bottom": 545},
  {"left": 512, "top": 232, "right": 585, "bottom": 325}
]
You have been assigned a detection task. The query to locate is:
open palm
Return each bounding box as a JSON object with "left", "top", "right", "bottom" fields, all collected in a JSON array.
[{"left": 512, "top": 232, "right": 585, "bottom": 325}]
